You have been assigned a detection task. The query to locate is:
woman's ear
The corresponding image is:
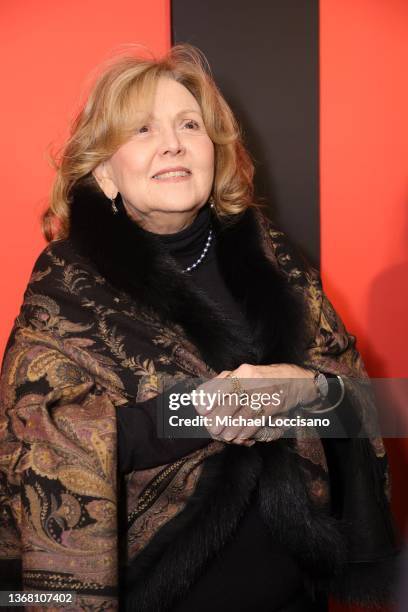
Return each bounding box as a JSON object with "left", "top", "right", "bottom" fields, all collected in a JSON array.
[{"left": 92, "top": 162, "right": 118, "bottom": 199}]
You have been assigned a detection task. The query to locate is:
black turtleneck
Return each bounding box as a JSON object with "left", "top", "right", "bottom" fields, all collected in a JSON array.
[{"left": 156, "top": 202, "right": 212, "bottom": 268}]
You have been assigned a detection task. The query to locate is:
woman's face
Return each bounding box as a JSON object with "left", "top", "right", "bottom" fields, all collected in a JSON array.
[{"left": 96, "top": 76, "right": 215, "bottom": 234}]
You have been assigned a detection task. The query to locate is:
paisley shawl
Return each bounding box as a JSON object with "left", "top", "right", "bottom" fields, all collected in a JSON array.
[{"left": 0, "top": 179, "right": 400, "bottom": 611}]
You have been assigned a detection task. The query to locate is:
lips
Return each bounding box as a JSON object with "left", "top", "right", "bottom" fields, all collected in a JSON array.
[{"left": 152, "top": 166, "right": 191, "bottom": 179}]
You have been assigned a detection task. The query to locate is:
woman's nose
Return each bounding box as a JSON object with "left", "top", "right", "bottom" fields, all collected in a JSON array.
[{"left": 159, "top": 127, "right": 185, "bottom": 156}]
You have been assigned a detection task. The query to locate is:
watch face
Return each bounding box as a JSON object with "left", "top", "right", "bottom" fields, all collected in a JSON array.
[{"left": 316, "top": 373, "right": 329, "bottom": 399}]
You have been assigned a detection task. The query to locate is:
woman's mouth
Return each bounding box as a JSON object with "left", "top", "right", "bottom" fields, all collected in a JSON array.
[{"left": 152, "top": 170, "right": 192, "bottom": 182}]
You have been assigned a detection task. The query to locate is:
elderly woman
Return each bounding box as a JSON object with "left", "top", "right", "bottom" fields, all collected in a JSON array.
[{"left": 0, "top": 45, "right": 400, "bottom": 611}]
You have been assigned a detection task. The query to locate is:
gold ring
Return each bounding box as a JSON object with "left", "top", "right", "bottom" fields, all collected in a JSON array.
[
  {"left": 227, "top": 374, "right": 264, "bottom": 415},
  {"left": 227, "top": 374, "right": 245, "bottom": 396}
]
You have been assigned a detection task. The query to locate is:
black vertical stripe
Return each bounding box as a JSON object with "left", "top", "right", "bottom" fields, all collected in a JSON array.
[{"left": 171, "top": 0, "right": 320, "bottom": 267}]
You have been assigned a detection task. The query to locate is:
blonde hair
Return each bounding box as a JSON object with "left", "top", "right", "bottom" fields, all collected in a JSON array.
[{"left": 43, "top": 44, "right": 256, "bottom": 241}]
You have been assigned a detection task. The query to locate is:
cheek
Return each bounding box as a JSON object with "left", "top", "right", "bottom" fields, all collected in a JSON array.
[
  {"left": 196, "top": 139, "right": 215, "bottom": 178},
  {"left": 111, "top": 146, "right": 149, "bottom": 182}
]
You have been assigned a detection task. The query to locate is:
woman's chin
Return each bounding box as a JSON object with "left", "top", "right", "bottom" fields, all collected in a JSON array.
[{"left": 154, "top": 200, "right": 206, "bottom": 214}]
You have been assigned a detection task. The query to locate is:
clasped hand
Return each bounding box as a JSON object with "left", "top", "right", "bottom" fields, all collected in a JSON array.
[{"left": 193, "top": 363, "right": 318, "bottom": 446}]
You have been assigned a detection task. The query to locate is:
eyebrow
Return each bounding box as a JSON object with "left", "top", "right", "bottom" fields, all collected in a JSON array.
[
  {"left": 175, "top": 109, "right": 202, "bottom": 117},
  {"left": 143, "top": 109, "right": 203, "bottom": 121}
]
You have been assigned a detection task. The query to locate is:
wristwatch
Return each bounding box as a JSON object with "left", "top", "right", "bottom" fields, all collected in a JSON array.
[
  {"left": 313, "top": 370, "right": 330, "bottom": 401},
  {"left": 302, "top": 370, "right": 345, "bottom": 413}
]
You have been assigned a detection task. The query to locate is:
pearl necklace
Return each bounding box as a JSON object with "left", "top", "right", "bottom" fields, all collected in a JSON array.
[{"left": 182, "top": 228, "right": 213, "bottom": 273}]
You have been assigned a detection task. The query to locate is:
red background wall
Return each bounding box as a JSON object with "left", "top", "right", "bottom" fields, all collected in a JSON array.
[
  {"left": 320, "top": 1, "right": 408, "bottom": 609},
  {"left": 1, "top": 1, "right": 407, "bottom": 610}
]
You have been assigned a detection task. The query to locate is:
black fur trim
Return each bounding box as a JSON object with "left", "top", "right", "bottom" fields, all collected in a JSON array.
[
  {"left": 329, "top": 554, "right": 401, "bottom": 609},
  {"left": 122, "top": 445, "right": 262, "bottom": 612},
  {"left": 256, "top": 440, "right": 347, "bottom": 602},
  {"left": 257, "top": 441, "right": 401, "bottom": 606},
  {"left": 68, "top": 180, "right": 308, "bottom": 373},
  {"left": 213, "top": 209, "right": 309, "bottom": 366}
]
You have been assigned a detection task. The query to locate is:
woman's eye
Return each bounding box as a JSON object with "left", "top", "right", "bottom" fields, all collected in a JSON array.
[
  {"left": 138, "top": 125, "right": 150, "bottom": 134},
  {"left": 184, "top": 120, "right": 200, "bottom": 129}
]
